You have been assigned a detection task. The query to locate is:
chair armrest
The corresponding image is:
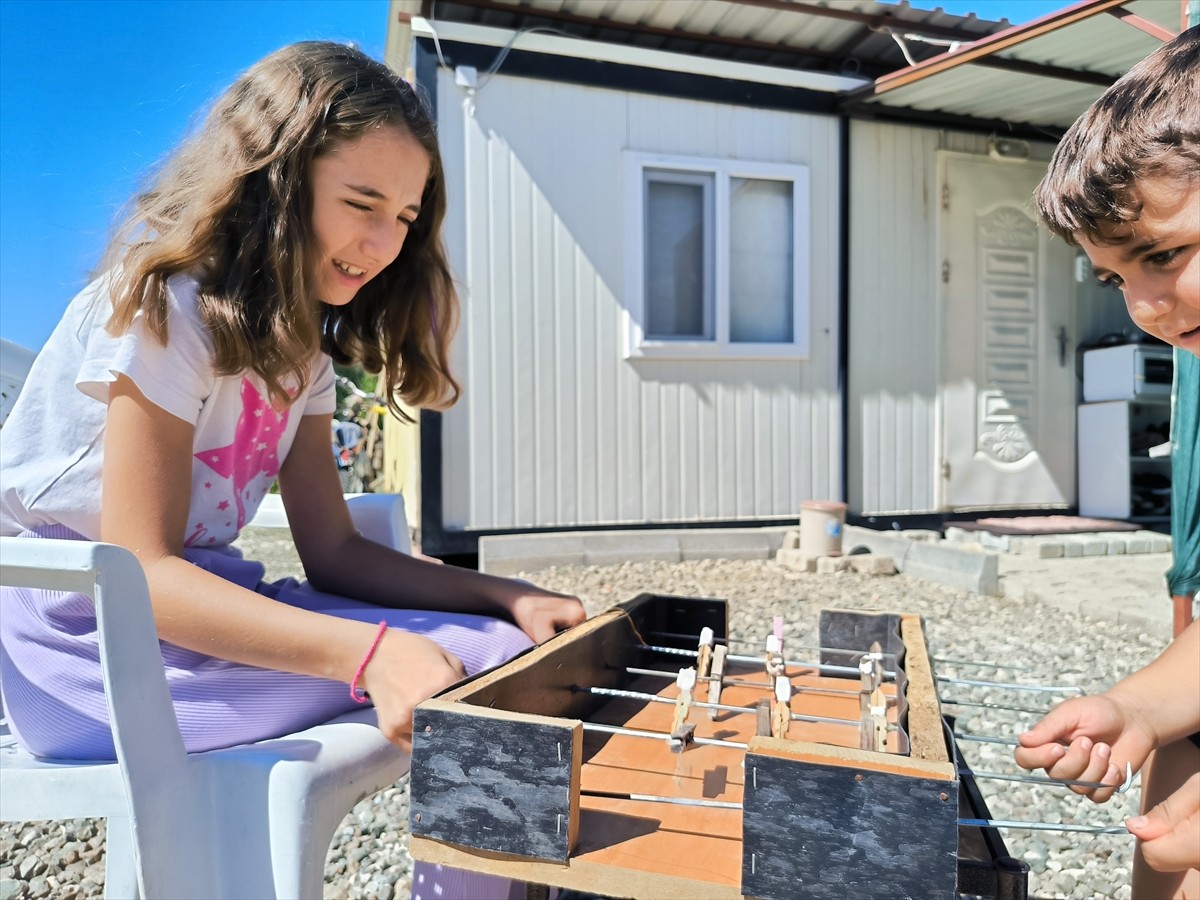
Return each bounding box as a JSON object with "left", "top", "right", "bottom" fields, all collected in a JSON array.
[
  {"left": 345, "top": 494, "right": 412, "bottom": 555},
  {"left": 247, "top": 493, "right": 411, "bottom": 555},
  {"left": 0, "top": 537, "right": 189, "bottom": 777}
]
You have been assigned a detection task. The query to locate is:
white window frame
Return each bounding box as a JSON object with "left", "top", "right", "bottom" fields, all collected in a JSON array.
[{"left": 624, "top": 151, "right": 811, "bottom": 360}]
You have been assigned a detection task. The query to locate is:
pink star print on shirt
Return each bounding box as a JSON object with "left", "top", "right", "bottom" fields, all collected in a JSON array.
[{"left": 188, "top": 378, "right": 289, "bottom": 546}]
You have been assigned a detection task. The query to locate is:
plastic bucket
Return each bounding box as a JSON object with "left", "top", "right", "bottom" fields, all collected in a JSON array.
[{"left": 799, "top": 500, "right": 847, "bottom": 557}]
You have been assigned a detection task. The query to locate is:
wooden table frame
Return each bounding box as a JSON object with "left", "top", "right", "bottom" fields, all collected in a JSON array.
[{"left": 408, "top": 594, "right": 977, "bottom": 899}]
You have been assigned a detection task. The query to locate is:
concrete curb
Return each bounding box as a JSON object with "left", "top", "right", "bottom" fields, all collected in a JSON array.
[
  {"left": 479, "top": 524, "right": 1002, "bottom": 596},
  {"left": 842, "top": 526, "right": 1000, "bottom": 596},
  {"left": 479, "top": 527, "right": 792, "bottom": 575}
]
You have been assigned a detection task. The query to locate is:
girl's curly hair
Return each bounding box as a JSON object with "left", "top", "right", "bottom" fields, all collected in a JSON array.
[{"left": 101, "top": 41, "right": 460, "bottom": 420}]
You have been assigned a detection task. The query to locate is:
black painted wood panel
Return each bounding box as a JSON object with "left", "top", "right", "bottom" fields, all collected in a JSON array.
[
  {"left": 742, "top": 751, "right": 959, "bottom": 900},
  {"left": 410, "top": 706, "right": 578, "bottom": 862}
]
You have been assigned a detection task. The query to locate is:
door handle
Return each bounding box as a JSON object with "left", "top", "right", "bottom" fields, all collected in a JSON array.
[{"left": 1057, "top": 326, "right": 1069, "bottom": 367}]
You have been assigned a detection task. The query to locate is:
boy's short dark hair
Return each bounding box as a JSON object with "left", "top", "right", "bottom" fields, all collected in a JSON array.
[{"left": 1035, "top": 25, "right": 1199, "bottom": 246}]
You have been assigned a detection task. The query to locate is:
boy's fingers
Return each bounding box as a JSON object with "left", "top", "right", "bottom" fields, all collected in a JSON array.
[
  {"left": 1129, "top": 812, "right": 1200, "bottom": 872},
  {"left": 1018, "top": 703, "right": 1083, "bottom": 748},
  {"left": 1127, "top": 774, "right": 1200, "bottom": 872},
  {"left": 1014, "top": 741, "right": 1066, "bottom": 771},
  {"left": 1045, "top": 735, "right": 1096, "bottom": 783}
]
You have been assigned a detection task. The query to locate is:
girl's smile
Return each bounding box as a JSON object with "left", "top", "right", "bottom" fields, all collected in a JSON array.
[{"left": 308, "top": 126, "right": 430, "bottom": 307}]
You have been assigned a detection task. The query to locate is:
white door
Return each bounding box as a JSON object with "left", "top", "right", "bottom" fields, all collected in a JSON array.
[{"left": 939, "top": 153, "right": 1075, "bottom": 510}]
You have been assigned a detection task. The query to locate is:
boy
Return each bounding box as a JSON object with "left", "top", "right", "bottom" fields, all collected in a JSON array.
[{"left": 1016, "top": 25, "right": 1199, "bottom": 899}]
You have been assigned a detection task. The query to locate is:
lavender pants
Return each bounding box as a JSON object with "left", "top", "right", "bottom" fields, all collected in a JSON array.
[
  {"left": 1, "top": 527, "right": 541, "bottom": 899},
  {"left": 0, "top": 526, "right": 534, "bottom": 759}
]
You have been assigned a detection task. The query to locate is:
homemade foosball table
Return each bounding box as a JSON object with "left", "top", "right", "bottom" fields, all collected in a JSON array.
[{"left": 409, "top": 594, "right": 1030, "bottom": 899}]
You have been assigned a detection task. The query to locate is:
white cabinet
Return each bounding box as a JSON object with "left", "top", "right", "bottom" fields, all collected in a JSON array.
[{"left": 1078, "top": 398, "right": 1172, "bottom": 521}]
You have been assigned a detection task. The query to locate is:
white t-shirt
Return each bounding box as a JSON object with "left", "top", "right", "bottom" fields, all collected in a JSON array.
[{"left": 0, "top": 273, "right": 335, "bottom": 545}]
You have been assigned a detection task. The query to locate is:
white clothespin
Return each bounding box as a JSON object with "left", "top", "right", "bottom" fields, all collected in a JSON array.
[{"left": 670, "top": 667, "right": 697, "bottom": 751}]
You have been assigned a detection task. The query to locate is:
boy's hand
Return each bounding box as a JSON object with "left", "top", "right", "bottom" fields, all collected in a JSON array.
[
  {"left": 1015, "top": 694, "right": 1155, "bottom": 802},
  {"left": 1127, "top": 772, "right": 1200, "bottom": 872}
]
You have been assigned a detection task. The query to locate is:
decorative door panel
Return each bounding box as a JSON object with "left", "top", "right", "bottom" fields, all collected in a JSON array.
[{"left": 939, "top": 154, "right": 1075, "bottom": 510}]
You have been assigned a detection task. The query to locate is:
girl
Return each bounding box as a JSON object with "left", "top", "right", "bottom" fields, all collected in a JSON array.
[{"left": 0, "top": 40, "right": 585, "bottom": 897}]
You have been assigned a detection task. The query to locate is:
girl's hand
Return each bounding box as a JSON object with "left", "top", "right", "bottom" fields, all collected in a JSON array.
[
  {"left": 359, "top": 629, "right": 466, "bottom": 750},
  {"left": 504, "top": 587, "right": 587, "bottom": 644},
  {"left": 1015, "top": 693, "right": 1155, "bottom": 803},
  {"left": 1127, "top": 772, "right": 1200, "bottom": 872}
]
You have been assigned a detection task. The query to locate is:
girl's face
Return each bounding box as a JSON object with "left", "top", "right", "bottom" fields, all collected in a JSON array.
[
  {"left": 1078, "top": 174, "right": 1200, "bottom": 356},
  {"left": 307, "top": 126, "right": 430, "bottom": 307}
]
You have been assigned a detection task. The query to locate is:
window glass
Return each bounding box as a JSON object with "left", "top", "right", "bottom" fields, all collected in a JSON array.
[
  {"left": 645, "top": 173, "right": 712, "bottom": 339},
  {"left": 730, "top": 177, "right": 793, "bottom": 343}
]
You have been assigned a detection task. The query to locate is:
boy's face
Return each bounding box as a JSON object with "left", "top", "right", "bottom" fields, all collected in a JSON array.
[{"left": 1077, "top": 175, "right": 1200, "bottom": 357}]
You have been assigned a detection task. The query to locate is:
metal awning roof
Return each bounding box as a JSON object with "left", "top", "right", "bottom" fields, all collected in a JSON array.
[
  {"left": 391, "top": 0, "right": 1186, "bottom": 135},
  {"left": 843, "top": 0, "right": 1185, "bottom": 132},
  {"left": 401, "top": 0, "right": 1012, "bottom": 80}
]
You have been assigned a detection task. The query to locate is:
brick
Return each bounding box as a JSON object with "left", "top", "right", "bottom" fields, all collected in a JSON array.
[
  {"left": 1031, "top": 542, "right": 1065, "bottom": 559},
  {"left": 900, "top": 530, "right": 942, "bottom": 543},
  {"left": 816, "top": 556, "right": 853, "bottom": 574},
  {"left": 849, "top": 554, "right": 897, "bottom": 575},
  {"left": 1126, "top": 536, "right": 1152, "bottom": 554},
  {"left": 1134, "top": 531, "right": 1171, "bottom": 553},
  {"left": 775, "top": 548, "right": 817, "bottom": 572},
  {"left": 943, "top": 527, "right": 979, "bottom": 544},
  {"left": 782, "top": 529, "right": 801, "bottom": 550}
]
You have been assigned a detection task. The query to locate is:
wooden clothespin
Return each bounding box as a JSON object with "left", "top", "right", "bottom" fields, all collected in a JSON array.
[
  {"left": 670, "top": 667, "right": 697, "bottom": 752},
  {"left": 706, "top": 643, "right": 727, "bottom": 718},
  {"left": 858, "top": 641, "right": 888, "bottom": 752},
  {"left": 695, "top": 627, "right": 715, "bottom": 681},
  {"left": 771, "top": 675, "right": 792, "bottom": 740},
  {"left": 755, "top": 697, "right": 773, "bottom": 737}
]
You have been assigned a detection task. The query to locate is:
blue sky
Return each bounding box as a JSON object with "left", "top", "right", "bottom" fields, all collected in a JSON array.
[{"left": 0, "top": 0, "right": 1071, "bottom": 350}]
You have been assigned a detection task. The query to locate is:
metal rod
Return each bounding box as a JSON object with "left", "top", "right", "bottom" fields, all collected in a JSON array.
[
  {"left": 933, "top": 655, "right": 1033, "bottom": 672},
  {"left": 582, "top": 722, "right": 748, "bottom": 750},
  {"left": 586, "top": 790, "right": 1128, "bottom": 834},
  {"left": 953, "top": 731, "right": 1020, "bottom": 747},
  {"left": 958, "top": 818, "right": 1128, "bottom": 835},
  {"left": 937, "top": 675, "right": 1085, "bottom": 696},
  {"left": 648, "top": 630, "right": 1031, "bottom": 672},
  {"left": 576, "top": 684, "right": 864, "bottom": 728},
  {"left": 640, "top": 643, "right": 897, "bottom": 681},
  {"left": 941, "top": 696, "right": 1051, "bottom": 715},
  {"left": 581, "top": 789, "right": 742, "bottom": 810},
  {"left": 624, "top": 667, "right": 869, "bottom": 699},
  {"left": 650, "top": 630, "right": 901, "bottom": 660},
  {"left": 966, "top": 762, "right": 1134, "bottom": 794}
]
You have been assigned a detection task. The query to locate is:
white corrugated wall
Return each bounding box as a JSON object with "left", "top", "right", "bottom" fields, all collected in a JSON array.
[
  {"left": 436, "top": 69, "right": 842, "bottom": 531},
  {"left": 847, "top": 121, "right": 1067, "bottom": 515}
]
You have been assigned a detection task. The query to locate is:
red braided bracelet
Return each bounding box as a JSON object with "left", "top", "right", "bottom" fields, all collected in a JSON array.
[{"left": 350, "top": 620, "right": 389, "bottom": 703}]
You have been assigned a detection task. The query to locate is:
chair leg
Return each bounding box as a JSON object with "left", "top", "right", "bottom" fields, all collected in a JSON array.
[
  {"left": 1172, "top": 593, "right": 1195, "bottom": 638},
  {"left": 103, "top": 816, "right": 141, "bottom": 900}
]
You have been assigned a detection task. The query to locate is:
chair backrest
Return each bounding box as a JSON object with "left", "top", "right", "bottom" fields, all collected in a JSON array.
[{"left": 0, "top": 338, "right": 36, "bottom": 427}]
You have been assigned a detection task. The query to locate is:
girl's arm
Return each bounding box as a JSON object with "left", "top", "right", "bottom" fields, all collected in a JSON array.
[
  {"left": 102, "top": 375, "right": 466, "bottom": 746},
  {"left": 280, "top": 413, "right": 586, "bottom": 643}
]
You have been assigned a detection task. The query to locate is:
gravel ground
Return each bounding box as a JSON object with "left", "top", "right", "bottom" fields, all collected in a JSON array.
[{"left": 0, "top": 547, "right": 1168, "bottom": 900}]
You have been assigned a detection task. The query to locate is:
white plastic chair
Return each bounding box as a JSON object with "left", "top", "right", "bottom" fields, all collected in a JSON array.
[{"left": 0, "top": 338, "right": 413, "bottom": 899}]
